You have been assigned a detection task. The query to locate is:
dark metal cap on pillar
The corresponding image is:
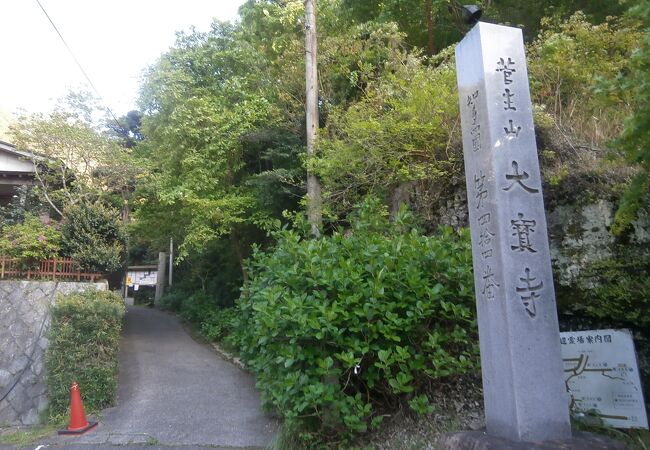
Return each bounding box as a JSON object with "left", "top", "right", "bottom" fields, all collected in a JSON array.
[{"left": 462, "top": 5, "right": 482, "bottom": 24}]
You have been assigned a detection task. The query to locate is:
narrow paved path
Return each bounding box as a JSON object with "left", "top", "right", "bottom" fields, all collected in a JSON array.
[{"left": 48, "top": 306, "right": 277, "bottom": 449}]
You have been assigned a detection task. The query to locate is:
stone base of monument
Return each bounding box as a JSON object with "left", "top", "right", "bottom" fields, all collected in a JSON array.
[{"left": 437, "top": 430, "right": 626, "bottom": 450}]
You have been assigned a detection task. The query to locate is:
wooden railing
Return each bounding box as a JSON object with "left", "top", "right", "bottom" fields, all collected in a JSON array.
[{"left": 0, "top": 257, "right": 102, "bottom": 282}]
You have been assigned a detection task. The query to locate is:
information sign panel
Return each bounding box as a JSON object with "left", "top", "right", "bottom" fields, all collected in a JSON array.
[{"left": 561, "top": 329, "right": 648, "bottom": 429}]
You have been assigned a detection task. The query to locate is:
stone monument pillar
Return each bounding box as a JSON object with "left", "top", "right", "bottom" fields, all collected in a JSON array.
[
  {"left": 154, "top": 251, "right": 167, "bottom": 307},
  {"left": 455, "top": 22, "right": 571, "bottom": 441}
]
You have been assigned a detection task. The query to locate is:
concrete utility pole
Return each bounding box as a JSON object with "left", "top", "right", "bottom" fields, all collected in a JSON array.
[{"left": 305, "top": 0, "right": 322, "bottom": 237}]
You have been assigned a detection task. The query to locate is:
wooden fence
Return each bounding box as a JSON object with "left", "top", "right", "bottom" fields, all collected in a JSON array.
[{"left": 0, "top": 257, "right": 102, "bottom": 282}]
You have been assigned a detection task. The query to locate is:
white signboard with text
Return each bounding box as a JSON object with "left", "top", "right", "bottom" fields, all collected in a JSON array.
[
  {"left": 126, "top": 269, "right": 157, "bottom": 287},
  {"left": 561, "top": 329, "right": 648, "bottom": 429}
]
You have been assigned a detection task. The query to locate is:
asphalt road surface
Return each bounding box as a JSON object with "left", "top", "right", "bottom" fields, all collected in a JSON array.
[{"left": 25, "top": 306, "right": 277, "bottom": 449}]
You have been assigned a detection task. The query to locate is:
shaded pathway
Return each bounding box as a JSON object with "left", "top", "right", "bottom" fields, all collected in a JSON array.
[{"left": 49, "top": 306, "right": 277, "bottom": 448}]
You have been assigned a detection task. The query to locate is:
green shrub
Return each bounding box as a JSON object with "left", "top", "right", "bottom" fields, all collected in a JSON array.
[
  {"left": 528, "top": 12, "right": 642, "bottom": 146},
  {"left": 45, "top": 289, "right": 125, "bottom": 419},
  {"left": 178, "top": 291, "right": 218, "bottom": 324},
  {"left": 60, "top": 203, "right": 127, "bottom": 273},
  {"left": 232, "top": 200, "right": 478, "bottom": 445},
  {"left": 159, "top": 289, "right": 185, "bottom": 312},
  {"left": 161, "top": 287, "right": 237, "bottom": 343},
  {"left": 559, "top": 250, "right": 650, "bottom": 331},
  {"left": 201, "top": 307, "right": 238, "bottom": 342},
  {"left": 0, "top": 214, "right": 61, "bottom": 266},
  {"left": 316, "top": 54, "right": 461, "bottom": 217}
]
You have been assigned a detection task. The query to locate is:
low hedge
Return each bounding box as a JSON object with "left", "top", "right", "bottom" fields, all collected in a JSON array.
[
  {"left": 160, "top": 288, "right": 238, "bottom": 343},
  {"left": 45, "top": 289, "right": 125, "bottom": 419}
]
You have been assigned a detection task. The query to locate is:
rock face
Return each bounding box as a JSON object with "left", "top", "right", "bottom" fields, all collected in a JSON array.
[
  {"left": 0, "top": 281, "right": 107, "bottom": 426},
  {"left": 546, "top": 200, "right": 650, "bottom": 287},
  {"left": 433, "top": 188, "right": 650, "bottom": 289}
]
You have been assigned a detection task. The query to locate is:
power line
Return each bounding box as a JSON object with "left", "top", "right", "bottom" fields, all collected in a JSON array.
[{"left": 34, "top": 0, "right": 123, "bottom": 128}]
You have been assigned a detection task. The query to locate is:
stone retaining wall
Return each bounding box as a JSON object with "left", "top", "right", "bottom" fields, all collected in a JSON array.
[{"left": 0, "top": 280, "right": 107, "bottom": 426}]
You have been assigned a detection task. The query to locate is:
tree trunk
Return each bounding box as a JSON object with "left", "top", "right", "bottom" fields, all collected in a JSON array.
[
  {"left": 120, "top": 184, "right": 132, "bottom": 224},
  {"left": 305, "top": 0, "right": 322, "bottom": 237}
]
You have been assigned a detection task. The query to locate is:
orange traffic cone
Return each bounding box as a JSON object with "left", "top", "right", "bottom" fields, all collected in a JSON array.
[{"left": 58, "top": 381, "right": 98, "bottom": 435}]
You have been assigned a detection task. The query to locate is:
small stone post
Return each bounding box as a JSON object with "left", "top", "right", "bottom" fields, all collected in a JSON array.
[
  {"left": 455, "top": 22, "right": 571, "bottom": 441},
  {"left": 154, "top": 251, "right": 167, "bottom": 307}
]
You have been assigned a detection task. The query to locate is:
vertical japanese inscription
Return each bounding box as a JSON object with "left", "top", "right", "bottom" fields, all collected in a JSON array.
[
  {"left": 465, "top": 88, "right": 498, "bottom": 302},
  {"left": 516, "top": 267, "right": 543, "bottom": 317},
  {"left": 496, "top": 55, "right": 547, "bottom": 319},
  {"left": 467, "top": 90, "right": 482, "bottom": 153},
  {"left": 510, "top": 213, "right": 537, "bottom": 253},
  {"left": 503, "top": 161, "right": 539, "bottom": 193},
  {"left": 473, "top": 167, "right": 498, "bottom": 302},
  {"left": 497, "top": 57, "right": 521, "bottom": 138},
  {"left": 474, "top": 171, "right": 488, "bottom": 209},
  {"left": 456, "top": 23, "right": 571, "bottom": 441}
]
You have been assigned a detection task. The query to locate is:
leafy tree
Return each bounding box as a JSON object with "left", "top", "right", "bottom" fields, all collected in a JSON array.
[
  {"left": 60, "top": 202, "right": 128, "bottom": 273},
  {"left": 340, "top": 0, "right": 468, "bottom": 55},
  {"left": 135, "top": 21, "right": 302, "bottom": 280},
  {"left": 316, "top": 47, "right": 460, "bottom": 219},
  {"left": 486, "top": 0, "right": 627, "bottom": 40},
  {"left": 107, "top": 110, "right": 144, "bottom": 149},
  {"left": 0, "top": 185, "right": 46, "bottom": 227},
  {"left": 8, "top": 92, "right": 138, "bottom": 219},
  {"left": 339, "top": 0, "right": 629, "bottom": 54},
  {"left": 238, "top": 1, "right": 417, "bottom": 116},
  {"left": 237, "top": 3, "right": 459, "bottom": 223},
  {"left": 610, "top": 0, "right": 650, "bottom": 234}
]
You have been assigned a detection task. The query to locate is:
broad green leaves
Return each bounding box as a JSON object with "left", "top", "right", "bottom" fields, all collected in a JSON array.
[
  {"left": 60, "top": 203, "right": 128, "bottom": 273},
  {"left": 232, "top": 200, "right": 479, "bottom": 445}
]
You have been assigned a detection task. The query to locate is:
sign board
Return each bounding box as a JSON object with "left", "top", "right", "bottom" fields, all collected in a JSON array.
[
  {"left": 126, "top": 268, "right": 157, "bottom": 287},
  {"left": 561, "top": 329, "right": 648, "bottom": 429}
]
